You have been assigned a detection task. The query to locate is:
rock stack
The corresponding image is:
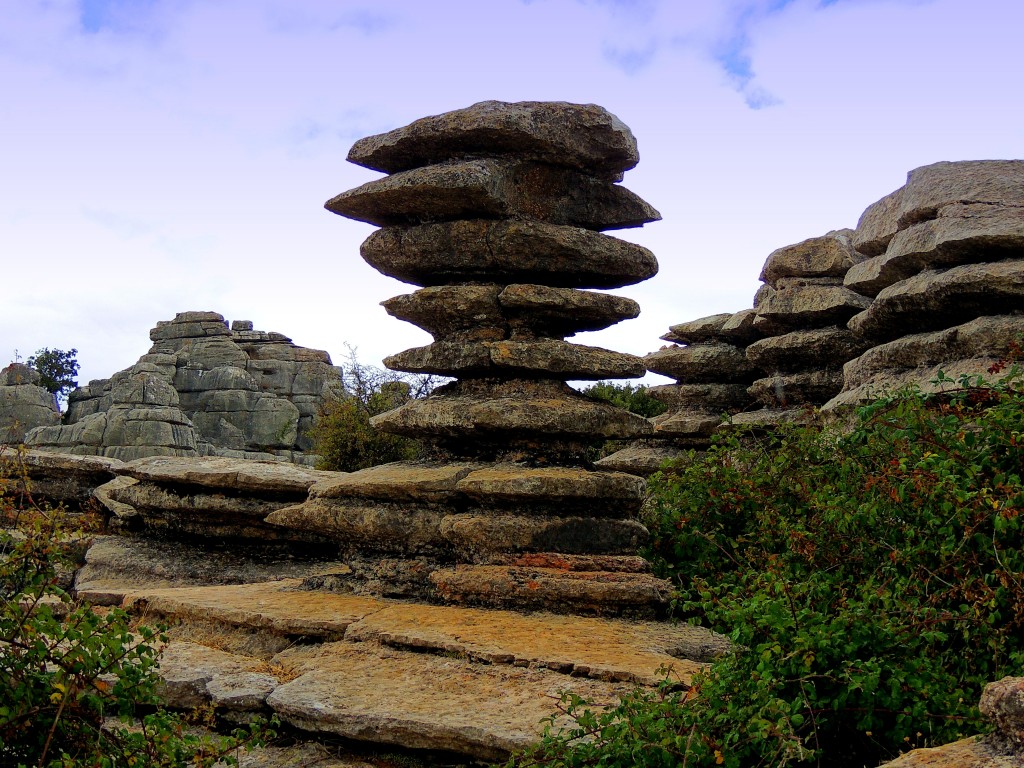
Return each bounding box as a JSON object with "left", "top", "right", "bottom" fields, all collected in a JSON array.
[
  {"left": 28, "top": 312, "right": 344, "bottom": 465},
  {"left": 272, "top": 100, "right": 670, "bottom": 616},
  {"left": 828, "top": 160, "right": 1024, "bottom": 407},
  {"left": 598, "top": 309, "right": 760, "bottom": 475},
  {"left": 0, "top": 362, "right": 59, "bottom": 444},
  {"left": 739, "top": 230, "right": 872, "bottom": 424}
]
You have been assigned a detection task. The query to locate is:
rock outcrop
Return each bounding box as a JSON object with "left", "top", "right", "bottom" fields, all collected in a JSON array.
[
  {"left": 265, "top": 100, "right": 669, "bottom": 617},
  {"left": 25, "top": 313, "right": 344, "bottom": 465},
  {"left": 0, "top": 363, "right": 60, "bottom": 443}
]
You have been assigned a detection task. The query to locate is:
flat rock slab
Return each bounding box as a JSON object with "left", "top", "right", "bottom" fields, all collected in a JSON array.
[
  {"left": 759, "top": 229, "right": 859, "bottom": 286},
  {"left": 848, "top": 260, "right": 1024, "bottom": 341},
  {"left": 307, "top": 462, "right": 482, "bottom": 503},
  {"left": 753, "top": 281, "right": 871, "bottom": 334},
  {"left": 748, "top": 370, "right": 844, "bottom": 408},
  {"left": 326, "top": 159, "right": 660, "bottom": 231},
  {"left": 385, "top": 339, "right": 645, "bottom": 379},
  {"left": 361, "top": 219, "right": 658, "bottom": 288},
  {"left": 454, "top": 465, "right": 644, "bottom": 513},
  {"left": 158, "top": 641, "right": 281, "bottom": 711},
  {"left": 120, "top": 580, "right": 708, "bottom": 685},
  {"left": 269, "top": 641, "right": 637, "bottom": 761},
  {"left": 347, "top": 100, "right": 639, "bottom": 178},
  {"left": 648, "top": 382, "right": 752, "bottom": 411},
  {"left": 119, "top": 455, "right": 334, "bottom": 493},
  {"left": 644, "top": 344, "right": 754, "bottom": 383},
  {"left": 596, "top": 445, "right": 693, "bottom": 476},
  {"left": 876, "top": 735, "right": 1020, "bottom": 767},
  {"left": 746, "top": 327, "right": 870, "bottom": 371},
  {"left": 383, "top": 283, "right": 640, "bottom": 339},
  {"left": 662, "top": 309, "right": 759, "bottom": 345}
]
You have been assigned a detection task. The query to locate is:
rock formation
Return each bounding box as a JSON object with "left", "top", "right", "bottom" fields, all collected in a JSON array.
[
  {"left": 24, "top": 313, "right": 344, "bottom": 465},
  {"left": 264, "top": 100, "right": 670, "bottom": 617},
  {"left": 829, "top": 160, "right": 1024, "bottom": 408},
  {"left": 0, "top": 363, "right": 60, "bottom": 443}
]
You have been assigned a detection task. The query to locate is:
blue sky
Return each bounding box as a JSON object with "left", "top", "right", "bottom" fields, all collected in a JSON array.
[{"left": 1, "top": 0, "right": 1021, "bottom": 387}]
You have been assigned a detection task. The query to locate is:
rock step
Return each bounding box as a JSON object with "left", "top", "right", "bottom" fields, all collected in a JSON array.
[
  {"left": 383, "top": 283, "right": 640, "bottom": 339},
  {"left": 661, "top": 309, "right": 759, "bottom": 345},
  {"left": 385, "top": 339, "right": 645, "bottom": 379},
  {"left": 595, "top": 444, "right": 694, "bottom": 477},
  {"left": 347, "top": 100, "right": 640, "bottom": 178},
  {"left": 121, "top": 578, "right": 723, "bottom": 759},
  {"left": 745, "top": 326, "right": 871, "bottom": 372},
  {"left": 325, "top": 158, "right": 660, "bottom": 231},
  {"left": 361, "top": 219, "right": 658, "bottom": 289}
]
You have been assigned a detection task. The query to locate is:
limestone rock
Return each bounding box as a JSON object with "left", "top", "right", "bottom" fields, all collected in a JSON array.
[
  {"left": 157, "top": 641, "right": 279, "bottom": 711},
  {"left": 759, "top": 229, "right": 860, "bottom": 286},
  {"left": 749, "top": 370, "right": 844, "bottom": 407},
  {"left": 848, "top": 260, "right": 1024, "bottom": 341},
  {"left": 845, "top": 202, "right": 1024, "bottom": 297},
  {"left": 454, "top": 465, "right": 644, "bottom": 514},
  {"left": 362, "top": 219, "right": 658, "bottom": 288},
  {"left": 853, "top": 186, "right": 905, "bottom": 257},
  {"left": 745, "top": 327, "right": 871, "bottom": 371},
  {"left": 644, "top": 343, "right": 754, "bottom": 383},
  {"left": 594, "top": 444, "right": 691, "bottom": 476},
  {"left": 648, "top": 382, "right": 752, "bottom": 411},
  {"left": 0, "top": 363, "right": 60, "bottom": 443},
  {"left": 753, "top": 278, "right": 871, "bottom": 334},
  {"left": 980, "top": 676, "right": 1024, "bottom": 749},
  {"left": 326, "top": 158, "right": 661, "bottom": 231},
  {"left": 439, "top": 514, "right": 648, "bottom": 556},
  {"left": 651, "top": 410, "right": 724, "bottom": 438},
  {"left": 348, "top": 100, "right": 640, "bottom": 178},
  {"left": 13, "top": 450, "right": 123, "bottom": 509},
  {"left": 386, "top": 339, "right": 645, "bottom": 379},
  {"left": 307, "top": 462, "right": 478, "bottom": 503}
]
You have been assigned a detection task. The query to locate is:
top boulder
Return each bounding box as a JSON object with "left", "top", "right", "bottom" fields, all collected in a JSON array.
[{"left": 347, "top": 101, "right": 639, "bottom": 179}]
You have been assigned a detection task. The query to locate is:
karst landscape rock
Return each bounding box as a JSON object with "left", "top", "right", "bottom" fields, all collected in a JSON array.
[{"left": 2, "top": 103, "right": 1022, "bottom": 766}]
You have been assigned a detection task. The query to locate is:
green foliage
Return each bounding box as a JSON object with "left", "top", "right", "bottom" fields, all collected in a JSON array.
[
  {"left": 580, "top": 381, "right": 667, "bottom": 418},
  {"left": 0, "top": 448, "right": 273, "bottom": 766},
  {"left": 511, "top": 370, "right": 1024, "bottom": 768},
  {"left": 311, "top": 347, "right": 438, "bottom": 472},
  {"left": 26, "top": 348, "right": 80, "bottom": 409}
]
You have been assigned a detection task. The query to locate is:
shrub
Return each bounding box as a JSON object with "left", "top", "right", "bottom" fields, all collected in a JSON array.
[
  {"left": 580, "top": 381, "right": 667, "bottom": 418},
  {"left": 0, "top": 448, "right": 272, "bottom": 766},
  {"left": 510, "top": 369, "right": 1024, "bottom": 768}
]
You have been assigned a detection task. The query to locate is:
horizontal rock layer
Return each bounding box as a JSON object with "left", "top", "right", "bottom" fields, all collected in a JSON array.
[
  {"left": 759, "top": 229, "right": 859, "bottom": 286},
  {"left": 644, "top": 343, "right": 755, "bottom": 383}
]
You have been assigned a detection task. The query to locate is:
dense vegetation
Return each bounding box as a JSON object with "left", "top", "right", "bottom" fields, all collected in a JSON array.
[
  {"left": 580, "top": 381, "right": 667, "bottom": 418},
  {"left": 26, "top": 348, "right": 80, "bottom": 411},
  {"left": 0, "top": 450, "right": 271, "bottom": 766},
  {"left": 510, "top": 368, "right": 1024, "bottom": 768}
]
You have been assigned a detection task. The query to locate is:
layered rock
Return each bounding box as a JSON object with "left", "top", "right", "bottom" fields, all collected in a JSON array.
[
  {"left": 0, "top": 363, "right": 60, "bottom": 443},
  {"left": 829, "top": 161, "right": 1024, "bottom": 409},
  {"left": 276, "top": 100, "right": 668, "bottom": 616},
  {"left": 31, "top": 313, "right": 344, "bottom": 465},
  {"left": 599, "top": 310, "right": 760, "bottom": 475}
]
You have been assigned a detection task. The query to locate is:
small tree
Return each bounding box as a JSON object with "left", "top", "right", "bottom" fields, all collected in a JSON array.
[
  {"left": 581, "top": 380, "right": 668, "bottom": 417},
  {"left": 27, "top": 348, "right": 79, "bottom": 411}
]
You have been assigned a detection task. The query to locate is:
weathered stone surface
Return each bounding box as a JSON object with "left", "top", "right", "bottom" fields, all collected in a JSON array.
[
  {"left": 157, "top": 641, "right": 280, "bottom": 711},
  {"left": 75, "top": 534, "right": 344, "bottom": 605},
  {"left": 430, "top": 564, "right": 670, "bottom": 617},
  {"left": 308, "top": 462, "right": 479, "bottom": 502},
  {"left": 651, "top": 411, "right": 723, "bottom": 438},
  {"left": 440, "top": 514, "right": 648, "bottom": 555},
  {"left": 348, "top": 100, "right": 639, "bottom": 178},
  {"left": 845, "top": 203, "right": 1024, "bottom": 297},
  {"left": 595, "top": 444, "right": 691, "bottom": 476},
  {"left": 0, "top": 364, "right": 60, "bottom": 443},
  {"left": 749, "top": 370, "right": 844, "bottom": 407},
  {"left": 12, "top": 450, "right": 123, "bottom": 508},
  {"left": 120, "top": 455, "right": 329, "bottom": 493},
  {"left": 362, "top": 219, "right": 658, "bottom": 288},
  {"left": 759, "top": 229, "right": 860, "bottom": 286},
  {"left": 386, "top": 339, "right": 645, "bottom": 379},
  {"left": 725, "top": 408, "right": 816, "bottom": 430},
  {"left": 848, "top": 260, "right": 1024, "bottom": 341},
  {"left": 853, "top": 161, "right": 1024, "bottom": 259},
  {"left": 648, "top": 382, "right": 752, "bottom": 410},
  {"left": 659, "top": 308, "right": 761, "bottom": 345},
  {"left": 753, "top": 278, "right": 871, "bottom": 334},
  {"left": 980, "top": 676, "right": 1024, "bottom": 749},
  {"left": 745, "top": 327, "right": 871, "bottom": 371},
  {"left": 826, "top": 315, "right": 1024, "bottom": 409},
  {"left": 454, "top": 466, "right": 644, "bottom": 513},
  {"left": 853, "top": 186, "right": 905, "bottom": 256},
  {"left": 877, "top": 736, "right": 1020, "bottom": 767},
  {"left": 644, "top": 343, "right": 755, "bottom": 383},
  {"left": 371, "top": 379, "right": 653, "bottom": 446},
  {"left": 385, "top": 282, "right": 641, "bottom": 341},
  {"left": 326, "top": 159, "right": 660, "bottom": 231}
]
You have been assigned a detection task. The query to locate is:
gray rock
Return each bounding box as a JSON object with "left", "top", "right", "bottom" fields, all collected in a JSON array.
[
  {"left": 595, "top": 444, "right": 691, "bottom": 476},
  {"left": 648, "top": 382, "right": 753, "bottom": 410},
  {"left": 745, "top": 327, "right": 871, "bottom": 372},
  {"left": 753, "top": 278, "right": 870, "bottom": 334},
  {"left": 848, "top": 260, "right": 1024, "bottom": 341},
  {"left": 853, "top": 186, "right": 905, "bottom": 257},
  {"left": 651, "top": 410, "right": 723, "bottom": 438},
  {"left": 844, "top": 202, "right": 1024, "bottom": 297},
  {"left": 439, "top": 514, "right": 648, "bottom": 556},
  {"left": 325, "top": 158, "right": 661, "bottom": 231},
  {"left": 361, "top": 219, "right": 658, "bottom": 288},
  {"left": 385, "top": 339, "right": 645, "bottom": 379},
  {"left": 748, "top": 370, "right": 845, "bottom": 407},
  {"left": 759, "top": 229, "right": 860, "bottom": 286},
  {"left": 644, "top": 343, "right": 755, "bottom": 383},
  {"left": 347, "top": 100, "right": 639, "bottom": 178},
  {"left": 0, "top": 364, "right": 60, "bottom": 443}
]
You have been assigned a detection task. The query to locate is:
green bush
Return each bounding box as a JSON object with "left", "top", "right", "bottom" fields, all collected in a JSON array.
[
  {"left": 0, "top": 449, "right": 272, "bottom": 766},
  {"left": 510, "top": 370, "right": 1024, "bottom": 768},
  {"left": 580, "top": 381, "right": 667, "bottom": 418}
]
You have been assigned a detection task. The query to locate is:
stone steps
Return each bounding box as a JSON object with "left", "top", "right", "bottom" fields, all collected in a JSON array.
[{"left": 102, "top": 578, "right": 727, "bottom": 761}]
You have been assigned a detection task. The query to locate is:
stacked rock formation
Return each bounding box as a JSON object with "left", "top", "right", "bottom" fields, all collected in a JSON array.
[
  {"left": 271, "top": 100, "right": 670, "bottom": 616},
  {"left": 828, "top": 160, "right": 1024, "bottom": 407},
  {"left": 598, "top": 309, "right": 760, "bottom": 475},
  {"left": 26, "top": 312, "right": 343, "bottom": 465},
  {"left": 740, "top": 229, "right": 872, "bottom": 424},
  {"left": 0, "top": 363, "right": 60, "bottom": 443}
]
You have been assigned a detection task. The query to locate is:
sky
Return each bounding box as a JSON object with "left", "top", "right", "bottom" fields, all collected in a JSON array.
[{"left": 2, "top": 0, "right": 1022, "bottom": 389}]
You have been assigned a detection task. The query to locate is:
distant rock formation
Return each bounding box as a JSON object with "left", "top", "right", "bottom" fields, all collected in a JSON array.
[
  {"left": 24, "top": 312, "right": 343, "bottom": 465},
  {"left": 0, "top": 363, "right": 60, "bottom": 443}
]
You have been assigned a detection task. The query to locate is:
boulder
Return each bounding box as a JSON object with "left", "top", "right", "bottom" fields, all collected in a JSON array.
[
  {"left": 644, "top": 343, "right": 754, "bottom": 383},
  {"left": 759, "top": 229, "right": 861, "bottom": 286},
  {"left": 0, "top": 363, "right": 60, "bottom": 443}
]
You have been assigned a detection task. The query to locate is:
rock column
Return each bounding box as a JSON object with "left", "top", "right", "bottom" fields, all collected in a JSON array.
[{"left": 274, "top": 101, "right": 670, "bottom": 616}]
